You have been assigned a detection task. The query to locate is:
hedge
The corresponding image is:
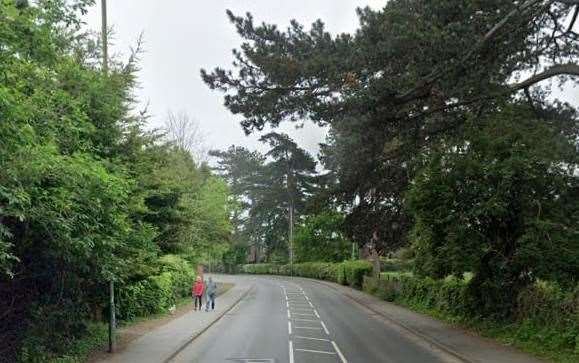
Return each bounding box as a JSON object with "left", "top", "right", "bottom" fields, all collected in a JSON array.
[
  {"left": 118, "top": 257, "right": 196, "bottom": 321},
  {"left": 363, "top": 272, "right": 579, "bottom": 360},
  {"left": 242, "top": 260, "right": 372, "bottom": 288},
  {"left": 379, "top": 258, "right": 414, "bottom": 272},
  {"left": 363, "top": 272, "right": 468, "bottom": 315}
]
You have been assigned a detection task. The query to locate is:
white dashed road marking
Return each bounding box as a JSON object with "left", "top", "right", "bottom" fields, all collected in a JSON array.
[
  {"left": 295, "top": 348, "right": 336, "bottom": 355},
  {"left": 294, "top": 335, "right": 331, "bottom": 342},
  {"left": 320, "top": 321, "right": 330, "bottom": 335},
  {"left": 332, "top": 341, "right": 348, "bottom": 363},
  {"left": 282, "top": 282, "right": 348, "bottom": 362},
  {"left": 294, "top": 326, "right": 324, "bottom": 330},
  {"left": 291, "top": 312, "right": 316, "bottom": 317},
  {"left": 289, "top": 341, "right": 294, "bottom": 363}
]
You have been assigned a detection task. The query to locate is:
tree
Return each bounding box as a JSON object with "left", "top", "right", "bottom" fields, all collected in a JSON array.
[
  {"left": 140, "top": 147, "right": 201, "bottom": 253},
  {"left": 202, "top": 2, "right": 579, "bottom": 134},
  {"left": 164, "top": 110, "right": 208, "bottom": 164},
  {"left": 0, "top": 1, "right": 143, "bottom": 358},
  {"left": 0, "top": 1, "right": 234, "bottom": 359},
  {"left": 211, "top": 133, "right": 318, "bottom": 262},
  {"left": 210, "top": 146, "right": 267, "bottom": 257},
  {"left": 294, "top": 211, "right": 351, "bottom": 263},
  {"left": 406, "top": 105, "right": 579, "bottom": 316},
  {"left": 201, "top": 1, "right": 579, "bottom": 253},
  {"left": 260, "top": 132, "right": 317, "bottom": 251},
  {"left": 184, "top": 176, "right": 233, "bottom": 256}
]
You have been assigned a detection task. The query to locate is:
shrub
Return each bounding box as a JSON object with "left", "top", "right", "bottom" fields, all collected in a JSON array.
[
  {"left": 118, "top": 257, "right": 196, "bottom": 321},
  {"left": 514, "top": 282, "right": 579, "bottom": 354},
  {"left": 158, "top": 255, "right": 196, "bottom": 302},
  {"left": 291, "top": 262, "right": 339, "bottom": 282},
  {"left": 20, "top": 322, "right": 107, "bottom": 363},
  {"left": 118, "top": 274, "right": 175, "bottom": 320},
  {"left": 242, "top": 260, "right": 371, "bottom": 288},
  {"left": 364, "top": 273, "right": 579, "bottom": 360},
  {"left": 242, "top": 263, "right": 278, "bottom": 274},
  {"left": 365, "top": 272, "right": 471, "bottom": 314},
  {"left": 380, "top": 258, "right": 414, "bottom": 272},
  {"left": 393, "top": 247, "right": 415, "bottom": 260},
  {"left": 340, "top": 260, "right": 372, "bottom": 288}
]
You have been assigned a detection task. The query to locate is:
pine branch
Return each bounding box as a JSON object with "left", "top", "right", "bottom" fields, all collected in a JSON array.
[{"left": 511, "top": 63, "right": 579, "bottom": 90}]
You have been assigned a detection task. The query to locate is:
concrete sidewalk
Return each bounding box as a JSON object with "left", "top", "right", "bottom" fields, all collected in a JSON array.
[
  {"left": 303, "top": 277, "right": 546, "bottom": 363},
  {"left": 97, "top": 275, "right": 254, "bottom": 363}
]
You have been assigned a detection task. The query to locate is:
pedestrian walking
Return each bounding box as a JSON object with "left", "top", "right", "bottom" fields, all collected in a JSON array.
[
  {"left": 205, "top": 277, "right": 217, "bottom": 311},
  {"left": 203, "top": 277, "right": 208, "bottom": 308},
  {"left": 192, "top": 276, "right": 204, "bottom": 311}
]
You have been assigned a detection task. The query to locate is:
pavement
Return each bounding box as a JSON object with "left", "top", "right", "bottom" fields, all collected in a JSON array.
[
  {"left": 96, "top": 274, "right": 255, "bottom": 363},
  {"left": 100, "top": 274, "right": 546, "bottom": 363}
]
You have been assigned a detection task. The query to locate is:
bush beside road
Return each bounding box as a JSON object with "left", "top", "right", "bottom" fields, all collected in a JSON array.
[{"left": 242, "top": 260, "right": 372, "bottom": 288}]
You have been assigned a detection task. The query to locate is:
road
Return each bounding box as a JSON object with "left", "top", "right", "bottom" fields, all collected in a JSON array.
[{"left": 171, "top": 276, "right": 459, "bottom": 363}]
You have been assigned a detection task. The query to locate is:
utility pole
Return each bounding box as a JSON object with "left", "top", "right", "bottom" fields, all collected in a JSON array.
[
  {"left": 289, "top": 201, "right": 294, "bottom": 278},
  {"left": 284, "top": 150, "right": 294, "bottom": 278},
  {"left": 101, "top": 0, "right": 115, "bottom": 354},
  {"left": 102, "top": 0, "right": 108, "bottom": 74},
  {"left": 108, "top": 279, "right": 115, "bottom": 353}
]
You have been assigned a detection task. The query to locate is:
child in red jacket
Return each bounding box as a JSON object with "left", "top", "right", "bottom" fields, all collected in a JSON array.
[{"left": 192, "top": 276, "right": 204, "bottom": 311}]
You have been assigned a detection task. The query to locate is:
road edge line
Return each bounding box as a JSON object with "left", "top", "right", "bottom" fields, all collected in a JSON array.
[
  {"left": 331, "top": 341, "right": 348, "bottom": 363},
  {"left": 162, "top": 283, "right": 254, "bottom": 363}
]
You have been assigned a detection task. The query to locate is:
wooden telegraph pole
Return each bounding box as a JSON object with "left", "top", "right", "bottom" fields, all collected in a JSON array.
[
  {"left": 289, "top": 201, "right": 294, "bottom": 278},
  {"left": 101, "top": 0, "right": 115, "bottom": 354}
]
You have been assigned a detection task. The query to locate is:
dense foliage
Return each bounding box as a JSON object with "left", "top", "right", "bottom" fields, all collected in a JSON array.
[
  {"left": 293, "top": 211, "right": 351, "bottom": 263},
  {"left": 364, "top": 274, "right": 579, "bottom": 362},
  {"left": 407, "top": 106, "right": 579, "bottom": 316},
  {"left": 117, "top": 256, "right": 195, "bottom": 321},
  {"left": 0, "top": 1, "right": 233, "bottom": 361}
]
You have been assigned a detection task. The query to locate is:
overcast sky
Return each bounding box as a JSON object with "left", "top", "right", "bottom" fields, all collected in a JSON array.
[
  {"left": 84, "top": 1, "right": 578, "bottom": 157},
  {"left": 84, "top": 0, "right": 388, "bottom": 157}
]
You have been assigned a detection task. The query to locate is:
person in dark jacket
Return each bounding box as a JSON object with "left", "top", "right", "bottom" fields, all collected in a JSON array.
[{"left": 205, "top": 277, "right": 217, "bottom": 311}]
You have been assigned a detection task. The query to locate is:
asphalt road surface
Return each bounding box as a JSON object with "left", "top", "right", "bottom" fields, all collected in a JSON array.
[{"left": 171, "top": 276, "right": 456, "bottom": 363}]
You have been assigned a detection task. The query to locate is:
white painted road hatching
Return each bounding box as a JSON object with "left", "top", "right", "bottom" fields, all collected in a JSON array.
[{"left": 281, "top": 283, "right": 348, "bottom": 363}]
